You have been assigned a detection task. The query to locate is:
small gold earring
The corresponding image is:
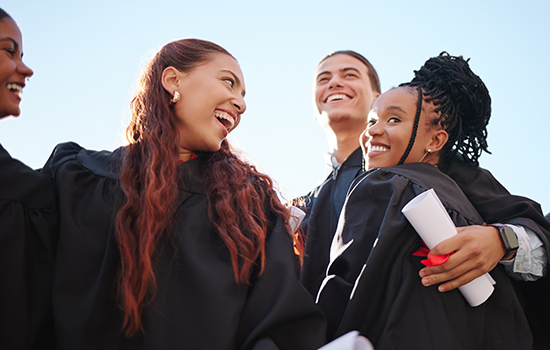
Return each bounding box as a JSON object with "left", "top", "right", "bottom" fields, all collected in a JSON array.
[
  {"left": 170, "top": 91, "right": 180, "bottom": 105},
  {"left": 419, "top": 149, "right": 431, "bottom": 163}
]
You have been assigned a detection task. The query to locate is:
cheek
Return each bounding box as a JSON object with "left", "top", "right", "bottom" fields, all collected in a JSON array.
[{"left": 314, "top": 86, "right": 325, "bottom": 103}]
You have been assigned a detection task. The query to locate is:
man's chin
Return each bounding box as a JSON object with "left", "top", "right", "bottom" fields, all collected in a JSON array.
[{"left": 327, "top": 113, "right": 351, "bottom": 123}]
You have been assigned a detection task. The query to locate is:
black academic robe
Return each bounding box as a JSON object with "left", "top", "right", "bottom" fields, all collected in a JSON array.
[
  {"left": 317, "top": 163, "right": 532, "bottom": 350},
  {"left": 441, "top": 156, "right": 550, "bottom": 349},
  {"left": 42, "top": 142, "right": 326, "bottom": 350},
  {"left": 299, "top": 147, "right": 363, "bottom": 297},
  {"left": 0, "top": 144, "right": 57, "bottom": 349}
]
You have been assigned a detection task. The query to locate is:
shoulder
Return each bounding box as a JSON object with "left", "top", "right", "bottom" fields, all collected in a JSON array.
[
  {"left": 351, "top": 163, "right": 482, "bottom": 223},
  {"left": 42, "top": 142, "right": 120, "bottom": 180},
  {"left": 439, "top": 154, "right": 509, "bottom": 196},
  {"left": 0, "top": 143, "right": 56, "bottom": 209},
  {"left": 352, "top": 163, "right": 457, "bottom": 193}
]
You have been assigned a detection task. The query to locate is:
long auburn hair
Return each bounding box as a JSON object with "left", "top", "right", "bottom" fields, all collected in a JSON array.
[{"left": 115, "top": 39, "right": 294, "bottom": 337}]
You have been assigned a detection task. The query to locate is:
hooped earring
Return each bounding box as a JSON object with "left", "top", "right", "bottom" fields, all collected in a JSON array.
[
  {"left": 419, "top": 149, "right": 431, "bottom": 163},
  {"left": 170, "top": 91, "right": 180, "bottom": 105}
]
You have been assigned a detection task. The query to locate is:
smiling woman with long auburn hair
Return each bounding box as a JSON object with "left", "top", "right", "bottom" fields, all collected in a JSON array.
[{"left": 42, "top": 38, "right": 326, "bottom": 349}]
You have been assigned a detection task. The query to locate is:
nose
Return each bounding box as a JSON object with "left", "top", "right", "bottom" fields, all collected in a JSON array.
[
  {"left": 366, "top": 121, "right": 382, "bottom": 137},
  {"left": 233, "top": 95, "right": 246, "bottom": 114},
  {"left": 328, "top": 75, "right": 343, "bottom": 89},
  {"left": 360, "top": 127, "right": 369, "bottom": 146},
  {"left": 18, "top": 60, "right": 34, "bottom": 79}
]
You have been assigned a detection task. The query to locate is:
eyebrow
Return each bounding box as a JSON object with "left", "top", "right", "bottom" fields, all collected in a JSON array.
[
  {"left": 220, "top": 69, "right": 246, "bottom": 97},
  {"left": 384, "top": 105, "right": 408, "bottom": 114},
  {"left": 0, "top": 37, "right": 22, "bottom": 58},
  {"left": 0, "top": 37, "right": 18, "bottom": 50},
  {"left": 316, "top": 67, "right": 362, "bottom": 80}
]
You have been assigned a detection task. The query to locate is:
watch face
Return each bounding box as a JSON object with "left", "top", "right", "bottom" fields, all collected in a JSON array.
[{"left": 501, "top": 226, "right": 519, "bottom": 251}]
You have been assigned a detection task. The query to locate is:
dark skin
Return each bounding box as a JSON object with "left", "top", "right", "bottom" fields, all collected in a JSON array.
[
  {"left": 420, "top": 225, "right": 508, "bottom": 291},
  {"left": 363, "top": 86, "right": 511, "bottom": 292}
]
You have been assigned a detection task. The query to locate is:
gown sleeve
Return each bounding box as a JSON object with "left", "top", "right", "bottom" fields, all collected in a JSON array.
[{"left": 0, "top": 143, "right": 58, "bottom": 349}]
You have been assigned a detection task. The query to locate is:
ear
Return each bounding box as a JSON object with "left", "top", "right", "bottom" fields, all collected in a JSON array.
[
  {"left": 161, "top": 66, "right": 182, "bottom": 94},
  {"left": 427, "top": 129, "right": 448, "bottom": 152}
]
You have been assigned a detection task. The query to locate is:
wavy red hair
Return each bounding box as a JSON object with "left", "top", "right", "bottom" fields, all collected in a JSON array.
[{"left": 115, "top": 39, "right": 295, "bottom": 337}]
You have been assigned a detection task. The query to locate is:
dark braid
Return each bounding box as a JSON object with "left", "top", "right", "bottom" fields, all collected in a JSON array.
[
  {"left": 397, "top": 86, "right": 423, "bottom": 165},
  {"left": 400, "top": 52, "right": 491, "bottom": 165}
]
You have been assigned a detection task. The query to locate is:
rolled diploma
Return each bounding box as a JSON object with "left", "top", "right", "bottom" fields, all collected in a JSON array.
[{"left": 401, "top": 188, "right": 494, "bottom": 307}]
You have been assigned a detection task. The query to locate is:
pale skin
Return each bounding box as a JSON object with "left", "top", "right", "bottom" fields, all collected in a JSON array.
[{"left": 314, "top": 54, "right": 379, "bottom": 163}]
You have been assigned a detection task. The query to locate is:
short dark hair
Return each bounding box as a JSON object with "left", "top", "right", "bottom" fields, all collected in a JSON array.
[
  {"left": 319, "top": 50, "right": 381, "bottom": 94},
  {"left": 0, "top": 8, "right": 12, "bottom": 21}
]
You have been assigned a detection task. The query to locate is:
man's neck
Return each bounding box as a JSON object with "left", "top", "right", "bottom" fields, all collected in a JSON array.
[{"left": 326, "top": 128, "right": 362, "bottom": 164}]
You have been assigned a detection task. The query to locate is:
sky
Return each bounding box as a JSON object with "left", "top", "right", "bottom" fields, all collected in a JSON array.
[{"left": 2, "top": 1, "right": 550, "bottom": 214}]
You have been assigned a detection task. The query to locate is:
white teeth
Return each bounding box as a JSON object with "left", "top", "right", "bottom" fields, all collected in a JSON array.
[
  {"left": 327, "top": 94, "right": 350, "bottom": 103},
  {"left": 213, "top": 111, "right": 235, "bottom": 130},
  {"left": 369, "top": 145, "right": 388, "bottom": 152},
  {"left": 7, "top": 83, "right": 23, "bottom": 95}
]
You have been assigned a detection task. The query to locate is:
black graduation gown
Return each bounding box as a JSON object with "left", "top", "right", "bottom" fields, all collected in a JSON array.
[
  {"left": 41, "top": 142, "right": 326, "bottom": 350},
  {"left": 299, "top": 147, "right": 363, "bottom": 297},
  {"left": 0, "top": 144, "right": 57, "bottom": 349},
  {"left": 441, "top": 156, "right": 550, "bottom": 349},
  {"left": 317, "top": 163, "right": 532, "bottom": 350}
]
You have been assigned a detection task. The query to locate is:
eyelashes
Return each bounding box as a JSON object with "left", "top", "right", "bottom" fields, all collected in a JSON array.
[{"left": 224, "top": 78, "right": 235, "bottom": 88}]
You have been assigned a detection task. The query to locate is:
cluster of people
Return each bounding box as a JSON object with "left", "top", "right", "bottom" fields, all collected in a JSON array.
[{"left": 2, "top": 7, "right": 549, "bottom": 350}]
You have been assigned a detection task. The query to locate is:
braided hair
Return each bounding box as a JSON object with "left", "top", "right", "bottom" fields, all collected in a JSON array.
[{"left": 400, "top": 52, "right": 491, "bottom": 165}]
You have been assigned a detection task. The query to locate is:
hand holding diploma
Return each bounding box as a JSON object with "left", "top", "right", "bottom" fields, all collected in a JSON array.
[
  {"left": 418, "top": 224, "right": 506, "bottom": 293},
  {"left": 402, "top": 189, "right": 495, "bottom": 307}
]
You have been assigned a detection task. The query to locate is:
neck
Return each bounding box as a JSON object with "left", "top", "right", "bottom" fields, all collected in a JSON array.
[
  {"left": 178, "top": 149, "right": 194, "bottom": 162},
  {"left": 325, "top": 128, "right": 362, "bottom": 164}
]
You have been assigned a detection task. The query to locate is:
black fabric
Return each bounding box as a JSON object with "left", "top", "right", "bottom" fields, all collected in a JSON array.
[
  {"left": 0, "top": 144, "right": 57, "bottom": 349},
  {"left": 299, "top": 147, "right": 363, "bottom": 297},
  {"left": 41, "top": 142, "right": 326, "bottom": 350},
  {"left": 317, "top": 163, "right": 532, "bottom": 349},
  {"left": 441, "top": 155, "right": 550, "bottom": 349}
]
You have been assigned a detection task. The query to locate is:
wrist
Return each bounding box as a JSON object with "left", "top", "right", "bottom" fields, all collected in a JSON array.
[{"left": 490, "top": 223, "right": 519, "bottom": 260}]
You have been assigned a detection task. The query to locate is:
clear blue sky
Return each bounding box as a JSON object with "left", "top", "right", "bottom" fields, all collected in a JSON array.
[{"left": 3, "top": 0, "right": 550, "bottom": 214}]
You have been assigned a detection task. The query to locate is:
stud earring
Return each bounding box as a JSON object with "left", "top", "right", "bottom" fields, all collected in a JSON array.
[
  {"left": 170, "top": 91, "right": 180, "bottom": 105},
  {"left": 419, "top": 149, "right": 431, "bottom": 163}
]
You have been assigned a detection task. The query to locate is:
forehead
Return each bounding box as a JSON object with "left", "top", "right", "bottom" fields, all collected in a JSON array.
[
  {"left": 199, "top": 54, "right": 242, "bottom": 75},
  {"left": 0, "top": 18, "right": 22, "bottom": 43},
  {"left": 373, "top": 87, "right": 417, "bottom": 111},
  {"left": 316, "top": 54, "right": 370, "bottom": 76}
]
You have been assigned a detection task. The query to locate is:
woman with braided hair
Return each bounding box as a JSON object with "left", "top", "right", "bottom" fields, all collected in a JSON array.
[
  {"left": 316, "top": 52, "right": 532, "bottom": 349},
  {"left": 41, "top": 38, "right": 326, "bottom": 349}
]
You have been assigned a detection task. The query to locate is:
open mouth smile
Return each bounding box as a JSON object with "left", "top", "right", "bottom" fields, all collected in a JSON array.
[
  {"left": 7, "top": 83, "right": 23, "bottom": 97},
  {"left": 214, "top": 110, "right": 236, "bottom": 131},
  {"left": 325, "top": 94, "right": 351, "bottom": 103}
]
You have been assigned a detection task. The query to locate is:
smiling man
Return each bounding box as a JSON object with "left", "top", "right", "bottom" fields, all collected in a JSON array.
[{"left": 298, "top": 51, "right": 381, "bottom": 297}]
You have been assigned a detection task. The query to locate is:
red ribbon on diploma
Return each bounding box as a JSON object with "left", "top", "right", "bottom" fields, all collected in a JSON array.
[{"left": 413, "top": 243, "right": 453, "bottom": 267}]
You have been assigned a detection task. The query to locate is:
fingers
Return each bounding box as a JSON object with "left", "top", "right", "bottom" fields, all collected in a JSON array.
[
  {"left": 419, "top": 261, "right": 487, "bottom": 292},
  {"left": 418, "top": 225, "right": 503, "bottom": 291}
]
